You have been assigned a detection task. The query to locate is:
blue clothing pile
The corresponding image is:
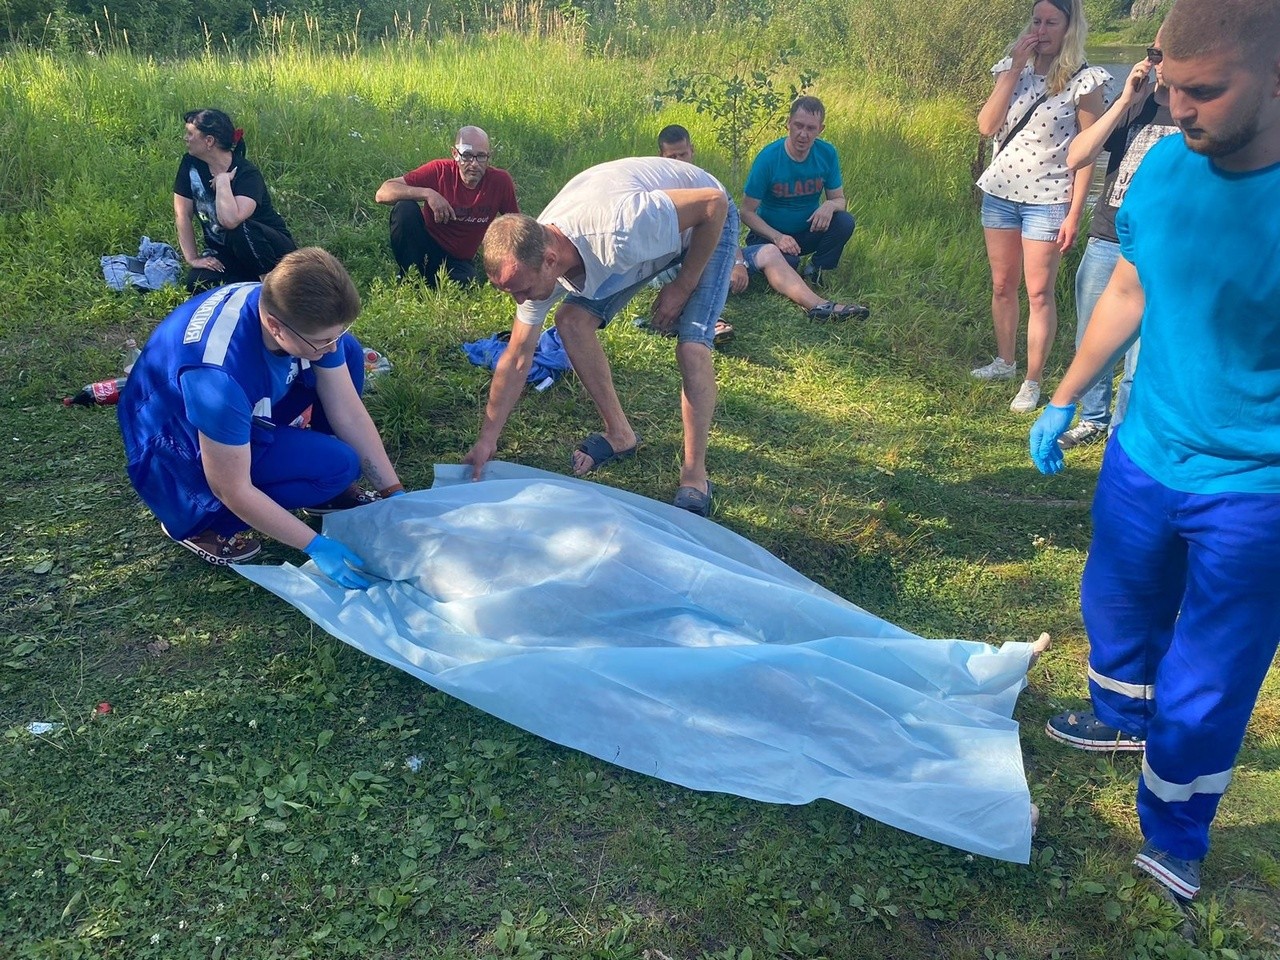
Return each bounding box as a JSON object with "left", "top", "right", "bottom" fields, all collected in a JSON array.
[
  {"left": 101, "top": 236, "right": 182, "bottom": 292},
  {"left": 462, "top": 327, "right": 572, "bottom": 390}
]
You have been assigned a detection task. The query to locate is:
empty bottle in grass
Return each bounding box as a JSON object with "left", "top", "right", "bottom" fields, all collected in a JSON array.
[
  {"left": 64, "top": 377, "right": 128, "bottom": 406},
  {"left": 122, "top": 338, "right": 141, "bottom": 374},
  {"left": 364, "top": 348, "right": 392, "bottom": 379}
]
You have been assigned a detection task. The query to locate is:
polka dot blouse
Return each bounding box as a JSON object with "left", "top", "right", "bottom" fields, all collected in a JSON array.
[{"left": 977, "top": 57, "right": 1112, "bottom": 205}]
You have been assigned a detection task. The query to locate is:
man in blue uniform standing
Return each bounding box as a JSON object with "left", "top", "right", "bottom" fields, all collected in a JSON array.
[
  {"left": 1029, "top": 0, "right": 1280, "bottom": 901},
  {"left": 119, "top": 247, "right": 405, "bottom": 588},
  {"left": 740, "top": 95, "right": 857, "bottom": 289}
]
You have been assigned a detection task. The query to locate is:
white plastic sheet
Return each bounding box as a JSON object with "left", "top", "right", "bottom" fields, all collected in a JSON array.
[{"left": 237, "top": 463, "right": 1035, "bottom": 862}]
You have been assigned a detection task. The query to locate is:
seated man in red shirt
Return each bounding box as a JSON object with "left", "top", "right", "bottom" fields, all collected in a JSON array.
[{"left": 375, "top": 126, "right": 519, "bottom": 287}]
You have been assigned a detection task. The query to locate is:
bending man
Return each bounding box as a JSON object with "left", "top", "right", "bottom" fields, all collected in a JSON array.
[{"left": 465, "top": 157, "right": 736, "bottom": 517}]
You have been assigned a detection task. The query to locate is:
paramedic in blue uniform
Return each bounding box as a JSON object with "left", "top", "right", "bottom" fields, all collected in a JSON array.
[
  {"left": 118, "top": 247, "right": 403, "bottom": 588},
  {"left": 1029, "top": 0, "right": 1280, "bottom": 902}
]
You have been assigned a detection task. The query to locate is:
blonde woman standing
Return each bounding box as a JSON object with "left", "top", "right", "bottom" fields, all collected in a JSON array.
[{"left": 973, "top": 0, "right": 1109, "bottom": 412}]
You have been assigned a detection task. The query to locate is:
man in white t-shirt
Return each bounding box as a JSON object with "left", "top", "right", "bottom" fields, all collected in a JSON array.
[{"left": 463, "top": 157, "right": 738, "bottom": 516}]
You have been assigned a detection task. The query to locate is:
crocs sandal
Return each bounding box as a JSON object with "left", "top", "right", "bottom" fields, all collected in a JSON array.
[{"left": 301, "top": 485, "right": 381, "bottom": 517}]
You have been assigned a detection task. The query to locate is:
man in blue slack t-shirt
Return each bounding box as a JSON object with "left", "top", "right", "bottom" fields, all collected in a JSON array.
[{"left": 740, "top": 95, "right": 857, "bottom": 289}]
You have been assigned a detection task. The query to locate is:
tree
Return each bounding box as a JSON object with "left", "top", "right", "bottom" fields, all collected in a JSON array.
[{"left": 654, "top": 44, "right": 817, "bottom": 181}]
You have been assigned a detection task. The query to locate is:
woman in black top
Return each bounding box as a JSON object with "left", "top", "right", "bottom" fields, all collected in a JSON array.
[{"left": 173, "top": 108, "right": 296, "bottom": 292}]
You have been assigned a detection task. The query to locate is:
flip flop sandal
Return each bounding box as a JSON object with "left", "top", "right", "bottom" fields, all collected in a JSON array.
[
  {"left": 713, "top": 319, "right": 735, "bottom": 346},
  {"left": 672, "top": 481, "right": 714, "bottom": 517},
  {"left": 573, "top": 432, "right": 640, "bottom": 474},
  {"left": 806, "top": 301, "right": 870, "bottom": 322}
]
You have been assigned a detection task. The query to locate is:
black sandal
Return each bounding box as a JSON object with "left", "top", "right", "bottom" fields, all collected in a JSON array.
[{"left": 806, "top": 301, "right": 870, "bottom": 322}]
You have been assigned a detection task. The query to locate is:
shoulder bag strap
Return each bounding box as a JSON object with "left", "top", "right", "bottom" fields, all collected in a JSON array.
[{"left": 995, "top": 63, "right": 1089, "bottom": 156}]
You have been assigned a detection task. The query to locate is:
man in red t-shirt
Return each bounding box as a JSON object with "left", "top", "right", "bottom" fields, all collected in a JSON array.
[{"left": 375, "top": 126, "right": 519, "bottom": 287}]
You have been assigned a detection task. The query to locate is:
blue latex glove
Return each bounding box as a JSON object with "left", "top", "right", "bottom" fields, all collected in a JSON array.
[
  {"left": 303, "top": 534, "right": 370, "bottom": 589},
  {"left": 1029, "top": 403, "right": 1076, "bottom": 475}
]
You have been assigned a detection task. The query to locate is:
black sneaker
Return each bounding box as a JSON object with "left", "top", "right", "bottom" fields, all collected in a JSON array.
[
  {"left": 1134, "top": 841, "right": 1201, "bottom": 901},
  {"left": 1046, "top": 709, "right": 1146, "bottom": 752},
  {"left": 1058, "top": 421, "right": 1107, "bottom": 450},
  {"left": 301, "top": 487, "right": 380, "bottom": 517},
  {"left": 163, "top": 525, "right": 262, "bottom": 565}
]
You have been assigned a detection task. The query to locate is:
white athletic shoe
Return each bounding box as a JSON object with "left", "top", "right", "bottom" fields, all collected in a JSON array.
[
  {"left": 1009, "top": 379, "right": 1041, "bottom": 413},
  {"left": 971, "top": 357, "right": 1017, "bottom": 380}
]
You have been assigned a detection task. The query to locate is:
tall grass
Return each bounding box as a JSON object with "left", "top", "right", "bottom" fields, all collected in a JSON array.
[{"left": 2, "top": 17, "right": 1277, "bottom": 960}]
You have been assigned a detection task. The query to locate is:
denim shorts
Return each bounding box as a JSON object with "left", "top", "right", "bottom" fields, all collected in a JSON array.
[
  {"left": 741, "top": 242, "right": 769, "bottom": 274},
  {"left": 980, "top": 192, "right": 1068, "bottom": 243},
  {"left": 564, "top": 200, "right": 739, "bottom": 349}
]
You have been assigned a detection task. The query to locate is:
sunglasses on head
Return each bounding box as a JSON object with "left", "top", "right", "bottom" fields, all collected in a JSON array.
[{"left": 1044, "top": 0, "right": 1072, "bottom": 21}]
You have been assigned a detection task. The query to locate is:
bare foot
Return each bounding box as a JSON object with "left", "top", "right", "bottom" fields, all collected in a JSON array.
[
  {"left": 1029, "top": 632, "right": 1051, "bottom": 666},
  {"left": 1030, "top": 802, "right": 1040, "bottom": 836}
]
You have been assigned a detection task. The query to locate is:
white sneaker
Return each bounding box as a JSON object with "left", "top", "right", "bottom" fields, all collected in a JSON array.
[
  {"left": 971, "top": 357, "right": 1017, "bottom": 380},
  {"left": 1009, "top": 379, "right": 1041, "bottom": 413}
]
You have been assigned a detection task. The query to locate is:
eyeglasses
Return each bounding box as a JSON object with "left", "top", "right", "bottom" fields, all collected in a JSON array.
[
  {"left": 1146, "top": 46, "right": 1163, "bottom": 64},
  {"left": 274, "top": 315, "right": 352, "bottom": 352},
  {"left": 454, "top": 147, "right": 491, "bottom": 164}
]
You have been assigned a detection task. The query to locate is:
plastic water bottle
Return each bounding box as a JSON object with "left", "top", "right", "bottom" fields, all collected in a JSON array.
[
  {"left": 364, "top": 349, "right": 392, "bottom": 379},
  {"left": 122, "top": 338, "right": 141, "bottom": 375},
  {"left": 64, "top": 378, "right": 128, "bottom": 406}
]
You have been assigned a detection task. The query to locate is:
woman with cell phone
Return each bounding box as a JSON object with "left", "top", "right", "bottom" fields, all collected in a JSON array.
[{"left": 972, "top": 0, "right": 1110, "bottom": 414}]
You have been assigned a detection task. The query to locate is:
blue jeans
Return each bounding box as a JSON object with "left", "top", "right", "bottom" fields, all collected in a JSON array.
[
  {"left": 566, "top": 200, "right": 740, "bottom": 349},
  {"left": 1074, "top": 237, "right": 1141, "bottom": 429},
  {"left": 1082, "top": 440, "right": 1280, "bottom": 860}
]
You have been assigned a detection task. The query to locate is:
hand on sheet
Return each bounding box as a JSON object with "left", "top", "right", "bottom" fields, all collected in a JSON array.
[
  {"left": 462, "top": 439, "right": 497, "bottom": 481},
  {"left": 1029, "top": 403, "right": 1075, "bottom": 474},
  {"left": 304, "top": 534, "right": 371, "bottom": 588}
]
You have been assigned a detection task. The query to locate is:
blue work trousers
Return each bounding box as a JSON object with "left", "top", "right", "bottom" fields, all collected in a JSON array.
[
  {"left": 208, "top": 337, "right": 366, "bottom": 536},
  {"left": 1082, "top": 441, "right": 1280, "bottom": 859}
]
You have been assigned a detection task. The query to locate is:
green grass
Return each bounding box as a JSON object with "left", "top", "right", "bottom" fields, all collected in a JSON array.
[{"left": 2, "top": 19, "right": 1279, "bottom": 960}]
